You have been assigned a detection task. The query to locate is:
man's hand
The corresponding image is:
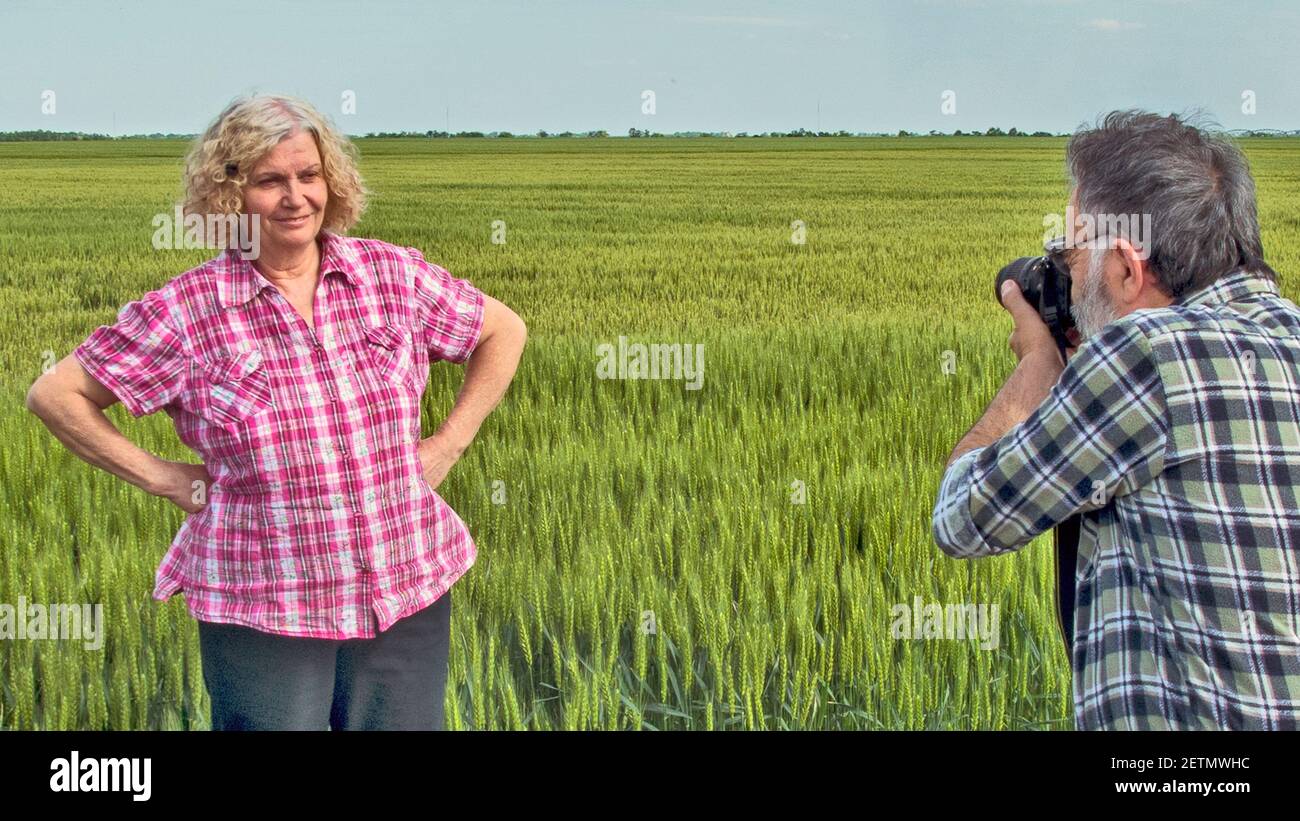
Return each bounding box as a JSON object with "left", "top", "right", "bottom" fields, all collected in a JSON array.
[
  {"left": 1000, "top": 280, "right": 1063, "bottom": 364},
  {"left": 154, "top": 459, "right": 213, "bottom": 514},
  {"left": 943, "top": 285, "right": 1074, "bottom": 469},
  {"left": 417, "top": 431, "right": 467, "bottom": 491}
]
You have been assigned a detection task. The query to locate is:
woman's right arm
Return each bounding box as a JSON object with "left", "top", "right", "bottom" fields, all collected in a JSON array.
[{"left": 25, "top": 354, "right": 210, "bottom": 513}]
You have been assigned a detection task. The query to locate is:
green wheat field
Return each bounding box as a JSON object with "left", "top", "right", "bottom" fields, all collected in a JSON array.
[{"left": 3, "top": 136, "right": 1298, "bottom": 729}]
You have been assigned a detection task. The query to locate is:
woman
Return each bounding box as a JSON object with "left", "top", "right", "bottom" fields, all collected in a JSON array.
[{"left": 24, "top": 93, "right": 527, "bottom": 730}]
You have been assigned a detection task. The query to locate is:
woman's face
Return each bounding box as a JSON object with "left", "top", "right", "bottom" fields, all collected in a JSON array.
[{"left": 242, "top": 130, "right": 328, "bottom": 257}]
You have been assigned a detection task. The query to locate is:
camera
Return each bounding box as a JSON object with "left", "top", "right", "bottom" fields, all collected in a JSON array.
[{"left": 995, "top": 235, "right": 1077, "bottom": 356}]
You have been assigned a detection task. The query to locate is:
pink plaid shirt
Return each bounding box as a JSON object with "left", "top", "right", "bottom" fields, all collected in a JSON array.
[{"left": 73, "top": 230, "right": 486, "bottom": 639}]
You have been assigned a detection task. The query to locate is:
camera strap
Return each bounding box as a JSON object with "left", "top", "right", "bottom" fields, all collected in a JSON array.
[{"left": 1052, "top": 514, "right": 1081, "bottom": 658}]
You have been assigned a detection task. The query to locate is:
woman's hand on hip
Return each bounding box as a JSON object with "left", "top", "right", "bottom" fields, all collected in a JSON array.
[
  {"left": 417, "top": 431, "right": 466, "bottom": 491},
  {"left": 155, "top": 459, "right": 214, "bottom": 514}
]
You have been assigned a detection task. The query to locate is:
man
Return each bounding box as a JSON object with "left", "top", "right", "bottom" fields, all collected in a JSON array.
[{"left": 932, "top": 110, "right": 1300, "bottom": 730}]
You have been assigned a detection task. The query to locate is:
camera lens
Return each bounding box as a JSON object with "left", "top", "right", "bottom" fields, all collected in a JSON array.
[{"left": 995, "top": 256, "right": 1044, "bottom": 307}]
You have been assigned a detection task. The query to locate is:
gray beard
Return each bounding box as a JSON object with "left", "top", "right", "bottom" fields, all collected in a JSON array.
[{"left": 1072, "top": 250, "right": 1119, "bottom": 340}]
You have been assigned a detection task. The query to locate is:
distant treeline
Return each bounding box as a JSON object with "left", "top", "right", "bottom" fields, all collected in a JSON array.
[
  {"left": 0, "top": 129, "right": 190, "bottom": 141},
  {"left": 2, "top": 127, "right": 1297, "bottom": 142},
  {"left": 378, "top": 128, "right": 1069, "bottom": 138}
]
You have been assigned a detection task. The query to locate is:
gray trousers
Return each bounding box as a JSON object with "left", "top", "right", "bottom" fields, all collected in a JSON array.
[{"left": 197, "top": 588, "right": 452, "bottom": 730}]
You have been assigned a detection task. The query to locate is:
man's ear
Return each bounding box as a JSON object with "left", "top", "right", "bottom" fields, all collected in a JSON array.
[{"left": 1112, "top": 235, "right": 1151, "bottom": 303}]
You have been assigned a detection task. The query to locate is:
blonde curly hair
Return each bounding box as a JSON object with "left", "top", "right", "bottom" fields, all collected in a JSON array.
[{"left": 180, "top": 93, "right": 368, "bottom": 243}]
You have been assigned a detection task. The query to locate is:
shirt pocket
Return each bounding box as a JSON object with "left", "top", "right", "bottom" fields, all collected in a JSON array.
[
  {"left": 362, "top": 323, "right": 418, "bottom": 394},
  {"left": 196, "top": 347, "right": 275, "bottom": 432}
]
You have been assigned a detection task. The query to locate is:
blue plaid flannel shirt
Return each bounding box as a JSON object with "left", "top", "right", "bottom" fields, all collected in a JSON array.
[{"left": 933, "top": 268, "right": 1300, "bottom": 729}]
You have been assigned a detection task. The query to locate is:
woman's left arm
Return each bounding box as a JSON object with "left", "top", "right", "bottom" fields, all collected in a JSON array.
[{"left": 418, "top": 293, "right": 526, "bottom": 489}]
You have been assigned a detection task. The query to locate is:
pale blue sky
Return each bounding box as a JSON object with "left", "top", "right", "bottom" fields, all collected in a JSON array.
[{"left": 1, "top": 0, "right": 1296, "bottom": 135}]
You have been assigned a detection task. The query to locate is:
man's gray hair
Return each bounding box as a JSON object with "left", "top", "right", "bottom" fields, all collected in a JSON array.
[{"left": 1065, "top": 109, "right": 1273, "bottom": 300}]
